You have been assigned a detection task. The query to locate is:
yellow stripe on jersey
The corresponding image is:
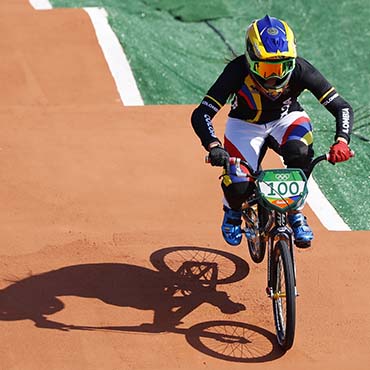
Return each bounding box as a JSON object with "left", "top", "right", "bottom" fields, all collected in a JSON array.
[
  {"left": 302, "top": 131, "right": 313, "bottom": 146},
  {"left": 205, "top": 95, "right": 223, "bottom": 109},
  {"left": 245, "top": 75, "right": 262, "bottom": 122},
  {"left": 319, "top": 87, "right": 335, "bottom": 103}
]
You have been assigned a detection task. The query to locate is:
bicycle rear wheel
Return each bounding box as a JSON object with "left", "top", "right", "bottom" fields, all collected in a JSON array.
[
  {"left": 271, "top": 239, "right": 296, "bottom": 350},
  {"left": 244, "top": 204, "right": 268, "bottom": 264}
]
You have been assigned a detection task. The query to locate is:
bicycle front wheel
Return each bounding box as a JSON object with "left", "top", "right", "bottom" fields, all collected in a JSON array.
[{"left": 271, "top": 239, "right": 296, "bottom": 350}]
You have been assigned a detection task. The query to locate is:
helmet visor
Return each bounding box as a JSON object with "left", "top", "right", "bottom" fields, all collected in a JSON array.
[{"left": 249, "top": 58, "right": 295, "bottom": 79}]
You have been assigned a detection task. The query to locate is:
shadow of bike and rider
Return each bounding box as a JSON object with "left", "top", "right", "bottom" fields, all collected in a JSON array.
[{"left": 0, "top": 246, "right": 283, "bottom": 362}]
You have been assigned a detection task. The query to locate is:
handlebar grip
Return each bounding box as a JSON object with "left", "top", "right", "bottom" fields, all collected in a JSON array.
[
  {"left": 325, "top": 149, "right": 355, "bottom": 161},
  {"left": 205, "top": 155, "right": 239, "bottom": 165}
]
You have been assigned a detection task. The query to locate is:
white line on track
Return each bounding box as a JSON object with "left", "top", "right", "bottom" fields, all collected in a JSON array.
[
  {"left": 83, "top": 7, "right": 144, "bottom": 106},
  {"left": 29, "top": 1, "right": 350, "bottom": 230},
  {"left": 307, "top": 177, "right": 351, "bottom": 230},
  {"left": 29, "top": 0, "right": 52, "bottom": 9}
]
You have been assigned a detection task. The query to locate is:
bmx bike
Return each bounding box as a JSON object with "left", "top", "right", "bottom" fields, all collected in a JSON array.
[{"left": 208, "top": 153, "right": 340, "bottom": 350}]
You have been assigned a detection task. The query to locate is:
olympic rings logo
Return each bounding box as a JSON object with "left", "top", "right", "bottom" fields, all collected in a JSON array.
[{"left": 275, "top": 174, "right": 290, "bottom": 181}]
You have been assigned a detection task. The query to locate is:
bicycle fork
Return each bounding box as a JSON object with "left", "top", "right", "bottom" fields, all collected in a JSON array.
[{"left": 265, "top": 212, "right": 299, "bottom": 300}]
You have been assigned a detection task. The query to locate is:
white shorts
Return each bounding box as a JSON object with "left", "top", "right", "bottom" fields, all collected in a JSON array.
[{"left": 224, "top": 111, "right": 313, "bottom": 171}]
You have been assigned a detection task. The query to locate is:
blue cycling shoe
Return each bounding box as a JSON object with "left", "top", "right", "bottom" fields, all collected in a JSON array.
[
  {"left": 288, "top": 212, "right": 313, "bottom": 248},
  {"left": 221, "top": 206, "right": 243, "bottom": 246}
]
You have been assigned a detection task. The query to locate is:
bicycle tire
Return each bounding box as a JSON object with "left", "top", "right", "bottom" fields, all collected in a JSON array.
[
  {"left": 245, "top": 204, "right": 267, "bottom": 264},
  {"left": 271, "top": 239, "right": 296, "bottom": 350}
]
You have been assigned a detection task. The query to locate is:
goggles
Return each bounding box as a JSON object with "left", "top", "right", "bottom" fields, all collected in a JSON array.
[{"left": 247, "top": 55, "right": 295, "bottom": 80}]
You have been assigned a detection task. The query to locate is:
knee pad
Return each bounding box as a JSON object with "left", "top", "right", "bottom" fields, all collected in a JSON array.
[
  {"left": 221, "top": 181, "right": 253, "bottom": 210},
  {"left": 280, "top": 140, "right": 313, "bottom": 169},
  {"left": 220, "top": 163, "right": 255, "bottom": 209}
]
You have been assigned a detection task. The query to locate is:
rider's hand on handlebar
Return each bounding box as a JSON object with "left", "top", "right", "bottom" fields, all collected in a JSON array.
[
  {"left": 328, "top": 138, "right": 353, "bottom": 164},
  {"left": 208, "top": 145, "right": 230, "bottom": 173}
]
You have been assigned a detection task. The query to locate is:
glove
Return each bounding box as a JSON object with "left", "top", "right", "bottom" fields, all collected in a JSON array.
[
  {"left": 328, "top": 140, "right": 352, "bottom": 164},
  {"left": 209, "top": 146, "right": 230, "bottom": 172}
]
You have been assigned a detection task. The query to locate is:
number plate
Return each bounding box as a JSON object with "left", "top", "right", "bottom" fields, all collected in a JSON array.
[{"left": 257, "top": 168, "right": 308, "bottom": 212}]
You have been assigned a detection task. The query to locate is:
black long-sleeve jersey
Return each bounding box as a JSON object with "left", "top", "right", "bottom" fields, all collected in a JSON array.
[{"left": 191, "top": 55, "right": 353, "bottom": 150}]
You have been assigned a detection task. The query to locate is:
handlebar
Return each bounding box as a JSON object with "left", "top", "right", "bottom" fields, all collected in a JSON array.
[
  {"left": 306, "top": 149, "right": 354, "bottom": 177},
  {"left": 206, "top": 150, "right": 355, "bottom": 179}
]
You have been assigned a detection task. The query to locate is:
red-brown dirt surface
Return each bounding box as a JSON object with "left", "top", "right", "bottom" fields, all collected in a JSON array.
[{"left": 1, "top": 2, "right": 369, "bottom": 369}]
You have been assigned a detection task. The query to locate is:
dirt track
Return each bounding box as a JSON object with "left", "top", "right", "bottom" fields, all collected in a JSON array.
[{"left": 1, "top": 2, "right": 369, "bottom": 369}]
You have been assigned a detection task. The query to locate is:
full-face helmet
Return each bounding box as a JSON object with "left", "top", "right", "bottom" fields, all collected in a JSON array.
[{"left": 246, "top": 15, "right": 297, "bottom": 99}]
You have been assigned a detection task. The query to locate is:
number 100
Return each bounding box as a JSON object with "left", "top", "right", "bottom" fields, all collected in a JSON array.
[{"left": 267, "top": 181, "right": 299, "bottom": 196}]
